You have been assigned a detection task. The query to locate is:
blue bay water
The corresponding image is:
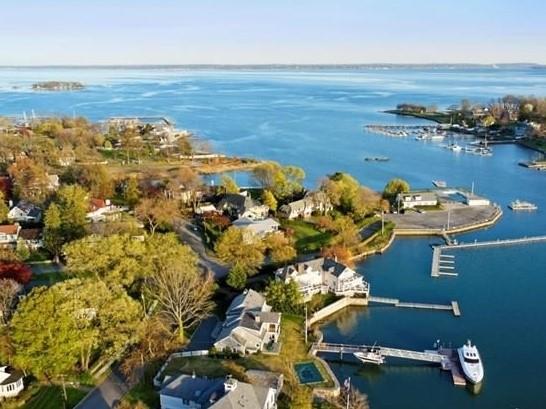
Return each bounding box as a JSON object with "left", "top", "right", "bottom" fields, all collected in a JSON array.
[{"left": 1, "top": 67, "right": 546, "bottom": 408}]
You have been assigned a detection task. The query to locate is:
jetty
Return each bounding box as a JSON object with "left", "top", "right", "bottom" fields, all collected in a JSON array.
[
  {"left": 311, "top": 342, "right": 467, "bottom": 386},
  {"left": 369, "top": 296, "right": 461, "bottom": 317}
]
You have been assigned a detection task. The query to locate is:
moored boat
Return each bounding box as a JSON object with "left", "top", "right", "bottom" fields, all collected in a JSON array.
[
  {"left": 354, "top": 347, "right": 385, "bottom": 365},
  {"left": 509, "top": 200, "right": 538, "bottom": 211},
  {"left": 457, "top": 340, "right": 484, "bottom": 384},
  {"left": 432, "top": 180, "right": 447, "bottom": 188}
]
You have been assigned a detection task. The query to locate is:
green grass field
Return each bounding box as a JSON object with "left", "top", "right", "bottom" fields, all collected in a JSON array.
[
  {"left": 23, "top": 386, "right": 87, "bottom": 409},
  {"left": 281, "top": 219, "right": 332, "bottom": 253}
]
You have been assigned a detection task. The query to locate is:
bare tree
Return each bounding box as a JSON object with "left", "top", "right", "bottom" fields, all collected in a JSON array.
[
  {"left": 145, "top": 263, "right": 214, "bottom": 341},
  {"left": 0, "top": 279, "right": 22, "bottom": 325},
  {"left": 338, "top": 386, "right": 370, "bottom": 409}
]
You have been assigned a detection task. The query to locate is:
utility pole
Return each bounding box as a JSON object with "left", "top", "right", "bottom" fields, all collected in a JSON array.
[
  {"left": 447, "top": 208, "right": 451, "bottom": 230},
  {"left": 304, "top": 304, "right": 308, "bottom": 345},
  {"left": 381, "top": 210, "right": 385, "bottom": 235}
]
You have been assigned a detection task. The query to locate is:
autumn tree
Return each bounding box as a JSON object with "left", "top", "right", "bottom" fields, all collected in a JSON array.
[
  {"left": 0, "top": 279, "right": 22, "bottom": 325},
  {"left": 321, "top": 245, "right": 354, "bottom": 268},
  {"left": 43, "top": 203, "right": 63, "bottom": 260},
  {"left": 8, "top": 157, "right": 50, "bottom": 203},
  {"left": 226, "top": 264, "right": 248, "bottom": 290},
  {"left": 144, "top": 249, "right": 214, "bottom": 341},
  {"left": 322, "top": 172, "right": 380, "bottom": 219},
  {"left": 215, "top": 227, "right": 265, "bottom": 278},
  {"left": 220, "top": 175, "right": 239, "bottom": 194},
  {"left": 264, "top": 232, "right": 296, "bottom": 264},
  {"left": 123, "top": 176, "right": 141, "bottom": 207},
  {"left": 135, "top": 197, "right": 179, "bottom": 235},
  {"left": 0, "top": 262, "right": 32, "bottom": 285},
  {"left": 75, "top": 164, "right": 115, "bottom": 199},
  {"left": 11, "top": 279, "right": 141, "bottom": 377},
  {"left": 383, "top": 178, "right": 410, "bottom": 201},
  {"left": 252, "top": 161, "right": 305, "bottom": 200},
  {"left": 54, "top": 184, "right": 89, "bottom": 243},
  {"left": 173, "top": 166, "right": 202, "bottom": 210},
  {"left": 0, "top": 191, "right": 8, "bottom": 224},
  {"left": 262, "top": 189, "right": 277, "bottom": 212}
]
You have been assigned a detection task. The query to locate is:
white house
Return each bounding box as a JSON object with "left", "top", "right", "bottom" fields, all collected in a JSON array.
[
  {"left": 275, "top": 258, "right": 369, "bottom": 301},
  {"left": 232, "top": 217, "right": 280, "bottom": 238},
  {"left": 7, "top": 201, "right": 42, "bottom": 223},
  {"left": 86, "top": 199, "right": 127, "bottom": 223},
  {"left": 0, "top": 225, "right": 21, "bottom": 246},
  {"left": 0, "top": 366, "right": 24, "bottom": 398},
  {"left": 160, "top": 375, "right": 277, "bottom": 409},
  {"left": 397, "top": 191, "right": 438, "bottom": 209},
  {"left": 214, "top": 289, "right": 281, "bottom": 355},
  {"left": 19, "top": 228, "right": 43, "bottom": 250},
  {"left": 279, "top": 191, "right": 332, "bottom": 220}
]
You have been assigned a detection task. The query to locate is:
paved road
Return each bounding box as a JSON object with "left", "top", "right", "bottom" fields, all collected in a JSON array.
[
  {"left": 74, "top": 370, "right": 128, "bottom": 409},
  {"left": 175, "top": 219, "right": 229, "bottom": 279}
]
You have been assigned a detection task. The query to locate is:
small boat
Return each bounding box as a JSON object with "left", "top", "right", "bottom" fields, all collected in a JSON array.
[
  {"left": 457, "top": 340, "right": 484, "bottom": 384},
  {"left": 354, "top": 345, "right": 384, "bottom": 365},
  {"left": 432, "top": 180, "right": 447, "bottom": 188},
  {"left": 509, "top": 200, "right": 538, "bottom": 211},
  {"left": 446, "top": 143, "right": 462, "bottom": 152},
  {"left": 365, "top": 156, "right": 390, "bottom": 162}
]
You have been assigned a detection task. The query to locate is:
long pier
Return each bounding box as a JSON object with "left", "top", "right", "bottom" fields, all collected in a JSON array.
[
  {"left": 369, "top": 296, "right": 461, "bottom": 316},
  {"left": 439, "top": 235, "right": 546, "bottom": 250},
  {"left": 311, "top": 342, "right": 467, "bottom": 386}
]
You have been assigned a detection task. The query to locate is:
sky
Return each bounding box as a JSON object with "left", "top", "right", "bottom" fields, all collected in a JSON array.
[{"left": 1, "top": 0, "right": 545, "bottom": 65}]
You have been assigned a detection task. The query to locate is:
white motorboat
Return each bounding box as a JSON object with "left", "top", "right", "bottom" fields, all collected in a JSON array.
[
  {"left": 457, "top": 340, "right": 484, "bottom": 384},
  {"left": 354, "top": 347, "right": 385, "bottom": 365},
  {"left": 447, "top": 143, "right": 462, "bottom": 152},
  {"left": 509, "top": 200, "right": 538, "bottom": 211},
  {"left": 432, "top": 180, "right": 447, "bottom": 188}
]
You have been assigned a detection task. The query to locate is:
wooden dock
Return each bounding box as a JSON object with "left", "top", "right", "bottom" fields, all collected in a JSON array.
[
  {"left": 312, "top": 342, "right": 468, "bottom": 387},
  {"left": 369, "top": 296, "right": 461, "bottom": 317},
  {"left": 431, "top": 248, "right": 458, "bottom": 277},
  {"left": 440, "top": 235, "right": 546, "bottom": 250}
]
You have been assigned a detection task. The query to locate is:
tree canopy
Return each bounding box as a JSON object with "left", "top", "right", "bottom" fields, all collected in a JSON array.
[
  {"left": 252, "top": 161, "right": 305, "bottom": 200},
  {"left": 215, "top": 227, "right": 265, "bottom": 277},
  {"left": 265, "top": 280, "right": 303, "bottom": 314},
  {"left": 383, "top": 178, "right": 410, "bottom": 201},
  {"left": 11, "top": 279, "right": 141, "bottom": 377}
]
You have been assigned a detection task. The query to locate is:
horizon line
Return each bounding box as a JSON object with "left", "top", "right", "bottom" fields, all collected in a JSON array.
[{"left": 0, "top": 62, "right": 544, "bottom": 69}]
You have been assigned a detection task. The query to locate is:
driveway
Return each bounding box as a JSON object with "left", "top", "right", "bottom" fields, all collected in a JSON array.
[
  {"left": 74, "top": 370, "right": 129, "bottom": 409},
  {"left": 174, "top": 219, "right": 229, "bottom": 279}
]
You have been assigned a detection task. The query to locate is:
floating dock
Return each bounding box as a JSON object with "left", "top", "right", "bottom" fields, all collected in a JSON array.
[{"left": 369, "top": 296, "right": 461, "bottom": 317}]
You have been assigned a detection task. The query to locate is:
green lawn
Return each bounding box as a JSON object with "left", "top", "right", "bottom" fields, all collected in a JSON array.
[
  {"left": 23, "top": 385, "right": 87, "bottom": 409},
  {"left": 281, "top": 220, "right": 332, "bottom": 253},
  {"left": 31, "top": 271, "right": 69, "bottom": 285}
]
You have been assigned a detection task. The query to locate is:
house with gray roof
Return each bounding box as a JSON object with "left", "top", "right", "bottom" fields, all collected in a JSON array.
[
  {"left": 275, "top": 257, "right": 369, "bottom": 301},
  {"left": 7, "top": 201, "right": 42, "bottom": 223},
  {"left": 214, "top": 289, "right": 281, "bottom": 355},
  {"left": 232, "top": 217, "right": 280, "bottom": 239},
  {"left": 216, "top": 193, "right": 268, "bottom": 220},
  {"left": 160, "top": 374, "right": 277, "bottom": 409},
  {"left": 279, "top": 191, "right": 332, "bottom": 219},
  {"left": 0, "top": 366, "right": 24, "bottom": 398}
]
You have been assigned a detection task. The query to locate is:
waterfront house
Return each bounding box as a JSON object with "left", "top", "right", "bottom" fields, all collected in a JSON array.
[
  {"left": 0, "top": 224, "right": 21, "bottom": 246},
  {"left": 279, "top": 191, "right": 332, "bottom": 219},
  {"left": 7, "top": 201, "right": 42, "bottom": 223},
  {"left": 160, "top": 374, "right": 277, "bottom": 409},
  {"left": 275, "top": 257, "right": 369, "bottom": 301},
  {"left": 0, "top": 366, "right": 24, "bottom": 398},
  {"left": 214, "top": 289, "right": 281, "bottom": 355},
  {"left": 397, "top": 191, "right": 438, "bottom": 209},
  {"left": 232, "top": 217, "right": 280, "bottom": 239},
  {"left": 216, "top": 192, "right": 269, "bottom": 220}
]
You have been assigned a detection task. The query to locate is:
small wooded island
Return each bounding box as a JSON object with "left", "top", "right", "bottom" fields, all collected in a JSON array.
[{"left": 32, "top": 81, "right": 85, "bottom": 91}]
